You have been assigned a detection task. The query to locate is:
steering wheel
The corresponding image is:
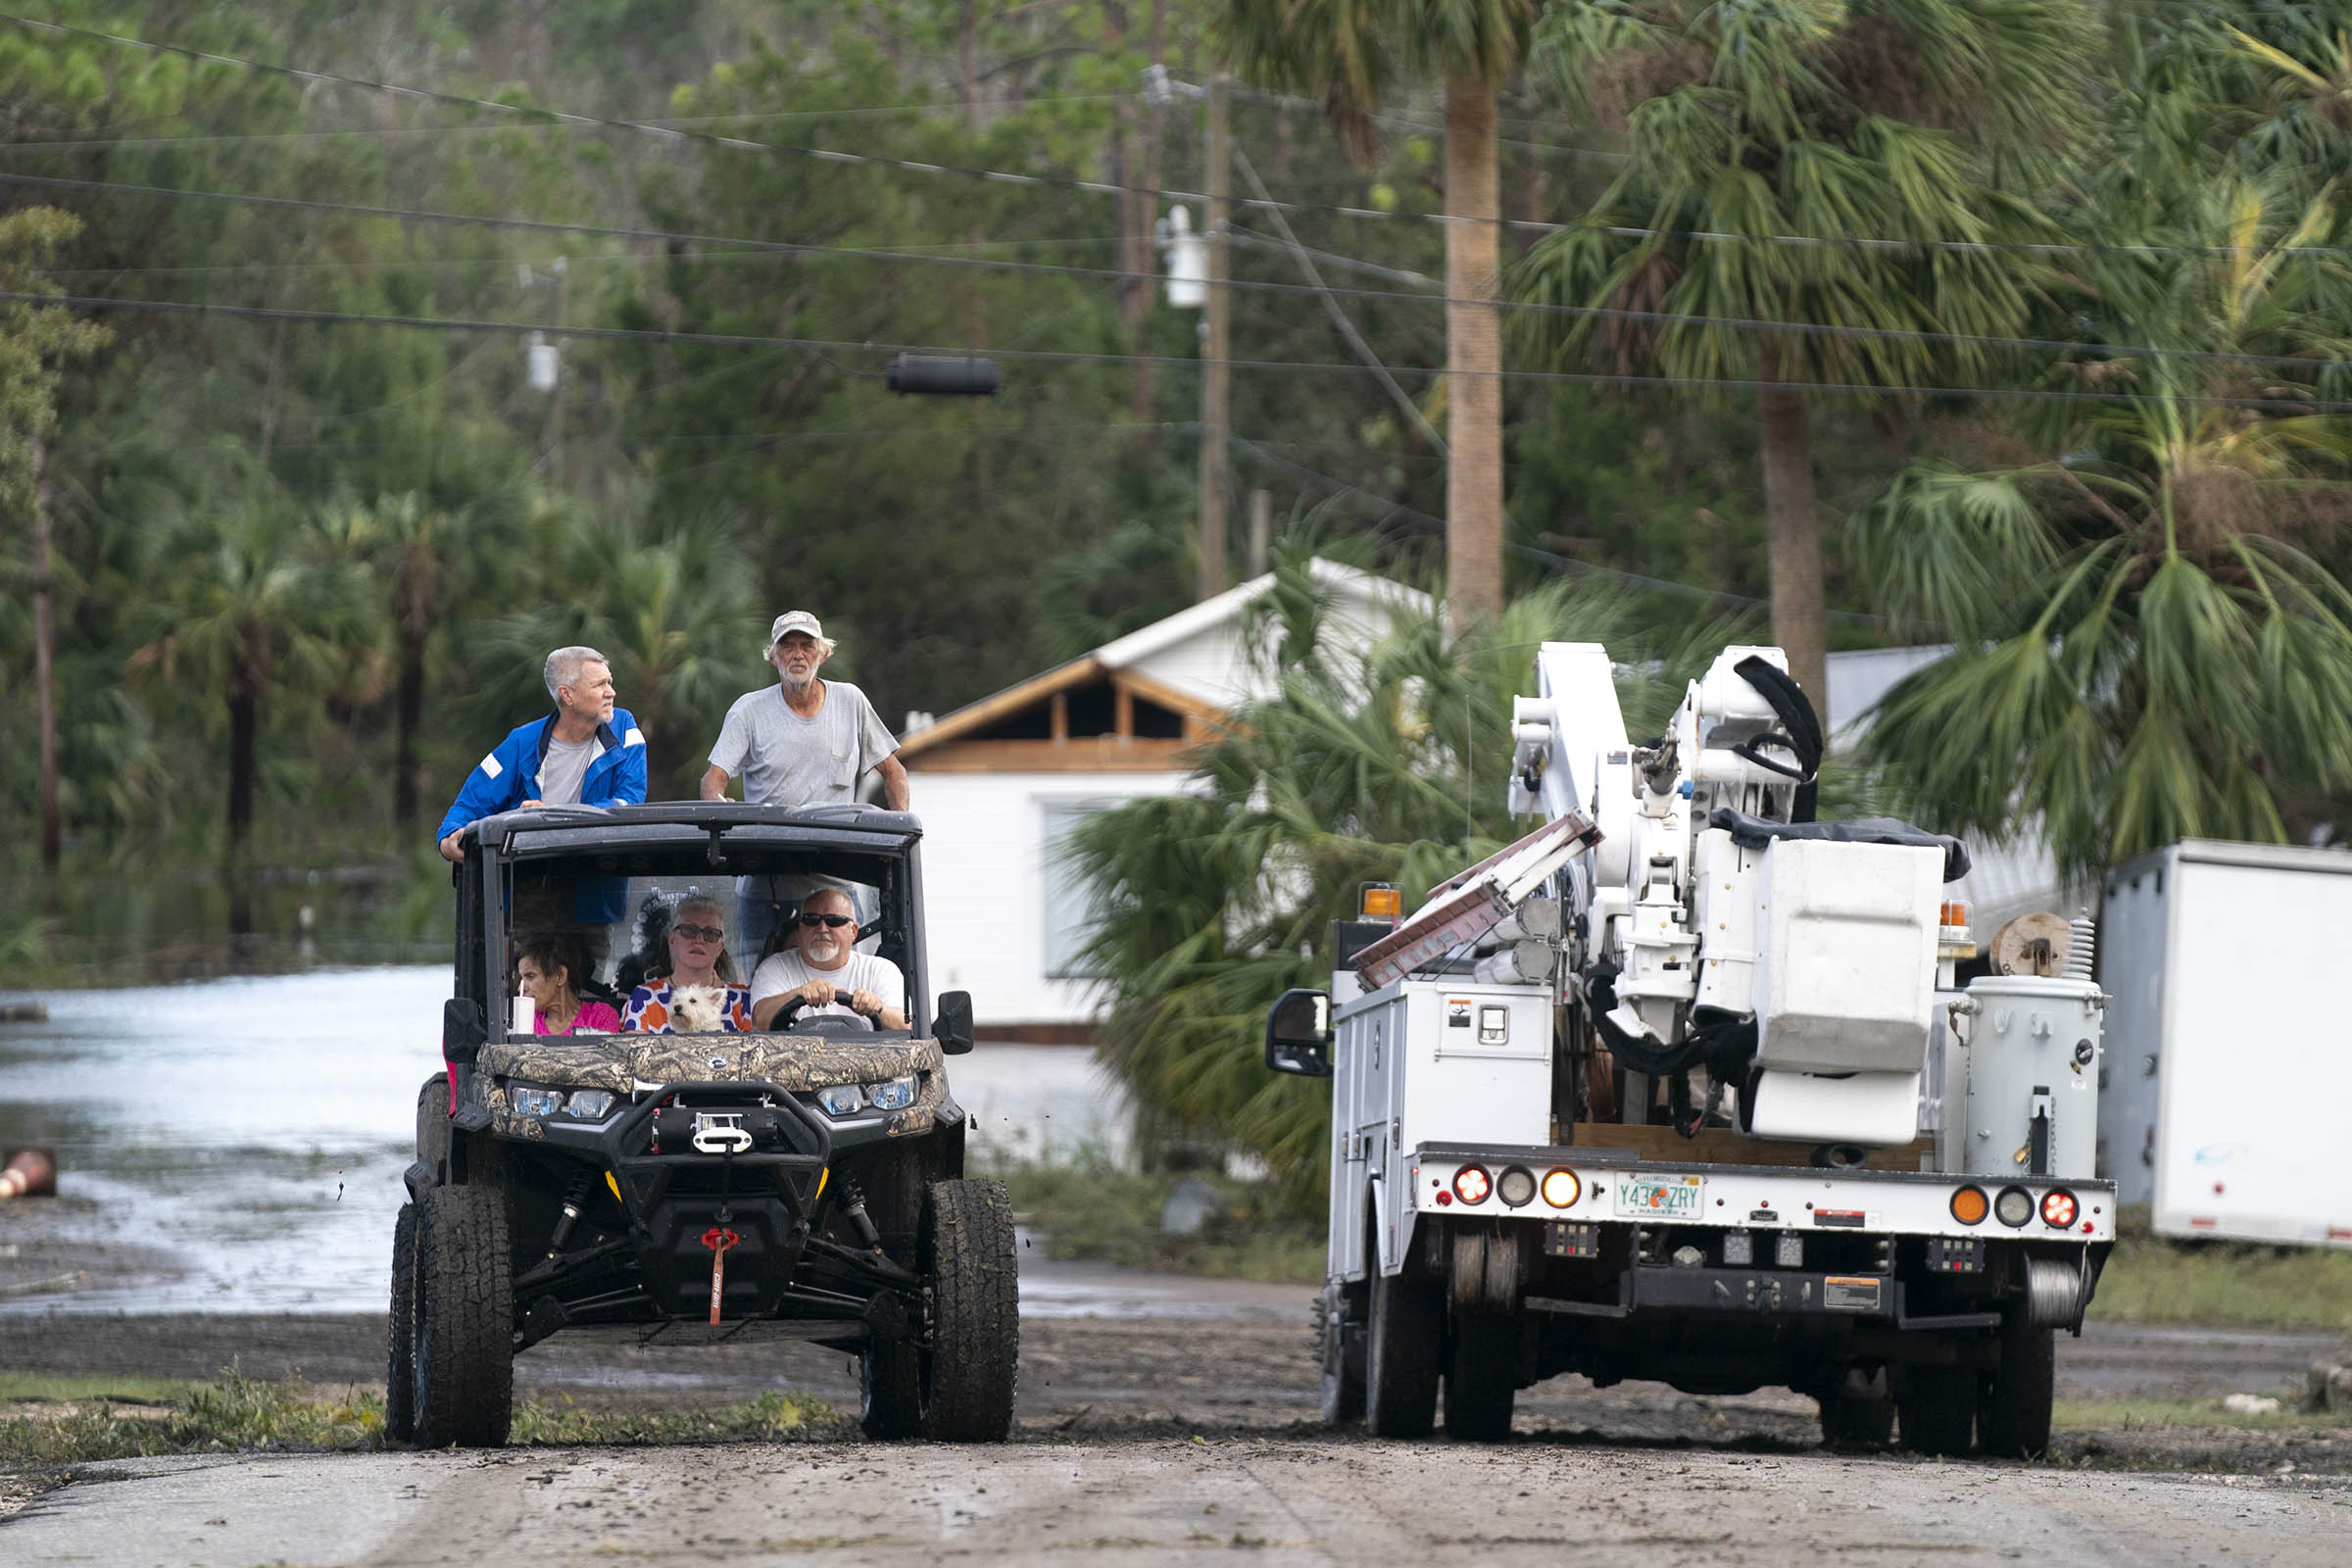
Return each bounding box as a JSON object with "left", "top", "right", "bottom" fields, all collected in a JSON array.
[{"left": 765, "top": 992, "right": 865, "bottom": 1033}]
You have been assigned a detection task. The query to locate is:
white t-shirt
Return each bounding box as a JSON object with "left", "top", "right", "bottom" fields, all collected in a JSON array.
[
  {"left": 537, "top": 734, "right": 597, "bottom": 805},
  {"left": 749, "top": 949, "right": 906, "bottom": 1030}
]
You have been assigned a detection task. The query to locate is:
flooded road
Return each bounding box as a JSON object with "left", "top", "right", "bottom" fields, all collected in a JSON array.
[{"left": 0, "top": 967, "right": 1125, "bottom": 1312}]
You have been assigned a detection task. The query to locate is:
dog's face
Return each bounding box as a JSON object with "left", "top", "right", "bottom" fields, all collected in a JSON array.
[{"left": 669, "top": 983, "right": 725, "bottom": 1035}]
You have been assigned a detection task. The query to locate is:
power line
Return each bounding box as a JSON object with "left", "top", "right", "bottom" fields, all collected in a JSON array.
[
  {"left": 0, "top": 95, "right": 1147, "bottom": 155},
  {"left": 6, "top": 167, "right": 2345, "bottom": 377},
  {"left": 13, "top": 288, "right": 2352, "bottom": 411},
  {"left": 21, "top": 15, "right": 2346, "bottom": 262}
]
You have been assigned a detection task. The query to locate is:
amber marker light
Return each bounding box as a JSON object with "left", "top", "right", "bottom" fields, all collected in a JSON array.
[
  {"left": 1949, "top": 1186, "right": 1988, "bottom": 1226},
  {"left": 1541, "top": 1168, "right": 1582, "bottom": 1208}
]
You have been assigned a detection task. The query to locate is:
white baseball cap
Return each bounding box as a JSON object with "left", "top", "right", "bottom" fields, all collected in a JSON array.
[{"left": 766, "top": 611, "right": 824, "bottom": 650}]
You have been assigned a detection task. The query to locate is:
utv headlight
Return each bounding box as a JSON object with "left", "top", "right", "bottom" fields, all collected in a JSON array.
[
  {"left": 509, "top": 1085, "right": 562, "bottom": 1118},
  {"left": 564, "top": 1089, "right": 615, "bottom": 1120},
  {"left": 815, "top": 1084, "right": 865, "bottom": 1116},
  {"left": 866, "top": 1075, "right": 917, "bottom": 1112}
]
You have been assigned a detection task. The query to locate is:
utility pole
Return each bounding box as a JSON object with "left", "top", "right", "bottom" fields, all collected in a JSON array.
[
  {"left": 1248, "top": 488, "right": 1271, "bottom": 579},
  {"left": 540, "top": 257, "right": 568, "bottom": 477},
  {"left": 30, "top": 433, "right": 58, "bottom": 873},
  {"left": 1197, "top": 73, "right": 1230, "bottom": 602}
]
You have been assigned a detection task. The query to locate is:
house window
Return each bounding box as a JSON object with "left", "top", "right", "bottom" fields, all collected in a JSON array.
[{"left": 1041, "top": 800, "right": 1112, "bottom": 979}]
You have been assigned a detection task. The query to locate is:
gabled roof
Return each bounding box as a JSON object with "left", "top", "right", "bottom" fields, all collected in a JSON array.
[{"left": 897, "top": 558, "right": 1428, "bottom": 765}]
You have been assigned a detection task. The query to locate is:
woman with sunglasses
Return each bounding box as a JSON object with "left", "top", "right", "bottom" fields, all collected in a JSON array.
[
  {"left": 749, "top": 887, "right": 907, "bottom": 1031},
  {"left": 620, "top": 894, "right": 754, "bottom": 1034}
]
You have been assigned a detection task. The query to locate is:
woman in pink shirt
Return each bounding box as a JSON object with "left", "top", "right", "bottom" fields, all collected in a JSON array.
[{"left": 515, "top": 933, "right": 622, "bottom": 1035}]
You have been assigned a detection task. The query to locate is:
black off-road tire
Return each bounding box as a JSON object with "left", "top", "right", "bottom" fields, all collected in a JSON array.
[
  {"left": 384, "top": 1202, "right": 418, "bottom": 1444},
  {"left": 919, "top": 1178, "right": 1019, "bottom": 1443},
  {"left": 1443, "top": 1312, "right": 1518, "bottom": 1443},
  {"left": 410, "top": 1185, "right": 514, "bottom": 1448},
  {"left": 1898, "top": 1362, "right": 1978, "bottom": 1457},
  {"left": 1365, "top": 1261, "right": 1442, "bottom": 1438},
  {"left": 859, "top": 1335, "right": 924, "bottom": 1441},
  {"left": 1980, "top": 1311, "right": 2057, "bottom": 1459}
]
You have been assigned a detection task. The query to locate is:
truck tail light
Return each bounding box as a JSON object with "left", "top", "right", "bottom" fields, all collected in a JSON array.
[
  {"left": 1452, "top": 1165, "right": 1492, "bottom": 1204},
  {"left": 1541, "top": 1168, "right": 1581, "bottom": 1208},
  {"left": 1949, "top": 1186, "right": 1988, "bottom": 1226},
  {"left": 2040, "top": 1188, "right": 2079, "bottom": 1228},
  {"left": 1994, "top": 1186, "right": 2034, "bottom": 1227},
  {"left": 1497, "top": 1167, "right": 1537, "bottom": 1207}
]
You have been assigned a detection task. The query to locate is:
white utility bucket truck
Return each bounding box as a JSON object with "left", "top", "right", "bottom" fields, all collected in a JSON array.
[{"left": 1265, "top": 645, "right": 2115, "bottom": 1455}]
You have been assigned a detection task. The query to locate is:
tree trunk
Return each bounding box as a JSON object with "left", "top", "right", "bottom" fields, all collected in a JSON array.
[
  {"left": 30, "top": 432, "right": 59, "bottom": 872},
  {"left": 227, "top": 681, "right": 258, "bottom": 853},
  {"left": 1756, "top": 340, "right": 1830, "bottom": 728},
  {"left": 1129, "top": 0, "right": 1166, "bottom": 426},
  {"left": 395, "top": 627, "right": 425, "bottom": 827},
  {"left": 1443, "top": 71, "right": 1505, "bottom": 629},
  {"left": 961, "top": 0, "right": 991, "bottom": 509}
]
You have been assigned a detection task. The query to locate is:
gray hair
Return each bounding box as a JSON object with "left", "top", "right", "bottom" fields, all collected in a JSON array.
[{"left": 544, "top": 645, "right": 609, "bottom": 703}]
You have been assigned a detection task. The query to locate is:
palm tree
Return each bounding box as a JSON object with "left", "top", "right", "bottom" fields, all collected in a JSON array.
[
  {"left": 467, "top": 506, "right": 767, "bottom": 800},
  {"left": 1067, "top": 544, "right": 1744, "bottom": 1203},
  {"left": 131, "top": 504, "right": 378, "bottom": 852},
  {"left": 314, "top": 493, "right": 516, "bottom": 828},
  {"left": 1851, "top": 163, "right": 2352, "bottom": 883},
  {"left": 1515, "top": 0, "right": 2100, "bottom": 725},
  {"left": 1217, "top": 0, "right": 1545, "bottom": 628}
]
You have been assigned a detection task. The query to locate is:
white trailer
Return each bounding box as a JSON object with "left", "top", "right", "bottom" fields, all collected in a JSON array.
[
  {"left": 1266, "top": 643, "right": 2117, "bottom": 1457},
  {"left": 2098, "top": 839, "right": 2352, "bottom": 1249}
]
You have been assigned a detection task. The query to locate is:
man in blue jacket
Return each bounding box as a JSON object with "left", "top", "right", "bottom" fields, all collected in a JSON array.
[{"left": 437, "top": 646, "right": 647, "bottom": 860}]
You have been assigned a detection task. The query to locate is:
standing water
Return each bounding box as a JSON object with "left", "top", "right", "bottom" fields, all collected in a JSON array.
[{"left": 0, "top": 966, "right": 1124, "bottom": 1313}]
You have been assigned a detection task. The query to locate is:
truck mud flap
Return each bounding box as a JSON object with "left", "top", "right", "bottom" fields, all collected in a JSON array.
[{"left": 1528, "top": 1268, "right": 1998, "bottom": 1329}]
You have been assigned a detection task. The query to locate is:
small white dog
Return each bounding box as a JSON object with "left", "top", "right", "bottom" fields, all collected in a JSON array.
[{"left": 668, "top": 984, "right": 726, "bottom": 1035}]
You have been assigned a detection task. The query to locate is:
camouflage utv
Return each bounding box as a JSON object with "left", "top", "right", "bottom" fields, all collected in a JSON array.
[{"left": 389, "top": 802, "right": 1016, "bottom": 1446}]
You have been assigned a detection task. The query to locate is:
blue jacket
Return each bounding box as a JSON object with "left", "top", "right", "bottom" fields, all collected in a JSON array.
[
  {"left": 437, "top": 708, "right": 649, "bottom": 842},
  {"left": 439, "top": 710, "right": 648, "bottom": 928}
]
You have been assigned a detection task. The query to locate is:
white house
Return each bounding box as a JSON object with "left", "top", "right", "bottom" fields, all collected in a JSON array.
[{"left": 903, "top": 559, "right": 1431, "bottom": 1039}]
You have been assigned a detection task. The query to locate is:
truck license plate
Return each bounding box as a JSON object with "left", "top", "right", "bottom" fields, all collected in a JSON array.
[{"left": 1615, "top": 1173, "right": 1705, "bottom": 1218}]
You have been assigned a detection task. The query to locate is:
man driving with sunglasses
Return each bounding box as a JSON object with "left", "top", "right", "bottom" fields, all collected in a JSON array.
[{"left": 748, "top": 887, "right": 907, "bottom": 1031}]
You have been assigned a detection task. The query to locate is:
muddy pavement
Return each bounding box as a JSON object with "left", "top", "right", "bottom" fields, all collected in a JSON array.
[
  {"left": 5, "top": 1256, "right": 2350, "bottom": 1565},
  {"left": 14, "top": 1427, "right": 2352, "bottom": 1567}
]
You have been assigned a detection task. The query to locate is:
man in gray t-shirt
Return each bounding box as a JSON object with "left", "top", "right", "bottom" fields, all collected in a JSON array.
[{"left": 702, "top": 611, "right": 909, "bottom": 956}]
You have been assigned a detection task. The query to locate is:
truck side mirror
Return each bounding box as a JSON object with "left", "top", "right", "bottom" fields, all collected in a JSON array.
[
  {"left": 1264, "top": 988, "right": 1334, "bottom": 1077},
  {"left": 933, "top": 990, "right": 976, "bottom": 1055},
  {"left": 442, "top": 997, "right": 487, "bottom": 1066}
]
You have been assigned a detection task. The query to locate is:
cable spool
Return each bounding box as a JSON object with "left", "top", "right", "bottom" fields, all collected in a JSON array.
[{"left": 2063, "top": 914, "right": 2096, "bottom": 981}]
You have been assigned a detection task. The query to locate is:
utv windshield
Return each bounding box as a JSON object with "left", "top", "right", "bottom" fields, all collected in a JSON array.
[{"left": 484, "top": 828, "right": 917, "bottom": 1042}]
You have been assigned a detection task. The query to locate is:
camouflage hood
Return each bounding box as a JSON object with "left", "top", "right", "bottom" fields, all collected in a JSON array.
[{"left": 481, "top": 1032, "right": 944, "bottom": 1095}]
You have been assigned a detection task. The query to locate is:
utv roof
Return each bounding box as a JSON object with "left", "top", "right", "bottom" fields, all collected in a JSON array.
[{"left": 464, "top": 801, "right": 925, "bottom": 857}]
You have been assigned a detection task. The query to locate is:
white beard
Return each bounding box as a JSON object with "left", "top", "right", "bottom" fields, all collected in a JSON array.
[{"left": 669, "top": 984, "right": 726, "bottom": 1034}]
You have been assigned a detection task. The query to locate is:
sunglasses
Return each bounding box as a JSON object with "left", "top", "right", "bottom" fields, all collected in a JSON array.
[
  {"left": 670, "top": 922, "right": 726, "bottom": 944},
  {"left": 798, "top": 912, "right": 855, "bottom": 929}
]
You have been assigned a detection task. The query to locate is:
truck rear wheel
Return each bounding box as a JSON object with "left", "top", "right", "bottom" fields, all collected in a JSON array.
[
  {"left": 1365, "top": 1263, "right": 1441, "bottom": 1438},
  {"left": 1817, "top": 1367, "right": 1895, "bottom": 1447},
  {"left": 1897, "top": 1362, "right": 1977, "bottom": 1456},
  {"left": 1980, "top": 1310, "right": 2056, "bottom": 1458},
  {"left": 410, "top": 1185, "right": 514, "bottom": 1448},
  {"left": 1442, "top": 1313, "right": 1517, "bottom": 1442},
  {"left": 384, "top": 1202, "right": 418, "bottom": 1445},
  {"left": 919, "top": 1178, "right": 1019, "bottom": 1443}
]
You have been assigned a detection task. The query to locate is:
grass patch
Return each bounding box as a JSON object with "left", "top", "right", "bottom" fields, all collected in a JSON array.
[
  {"left": 2055, "top": 1396, "right": 2349, "bottom": 1432},
  {"left": 0, "top": 1375, "right": 198, "bottom": 1407},
  {"left": 993, "top": 1158, "right": 1324, "bottom": 1285},
  {"left": 2090, "top": 1213, "right": 2352, "bottom": 1333},
  {"left": 0, "top": 1372, "right": 842, "bottom": 1467}
]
